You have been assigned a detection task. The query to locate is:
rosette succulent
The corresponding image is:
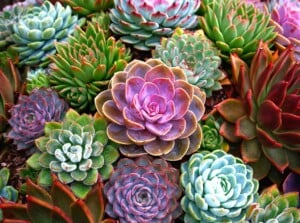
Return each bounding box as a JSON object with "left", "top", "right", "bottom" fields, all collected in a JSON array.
[
  {"left": 246, "top": 184, "right": 300, "bottom": 223},
  {"left": 109, "top": 0, "right": 201, "bottom": 51},
  {"left": 95, "top": 59, "right": 206, "bottom": 161},
  {"left": 181, "top": 149, "right": 259, "bottom": 223},
  {"left": 104, "top": 156, "right": 182, "bottom": 223},
  {"left": 8, "top": 88, "right": 68, "bottom": 151},
  {"left": 49, "top": 21, "right": 131, "bottom": 113},
  {"left": 61, "top": 0, "right": 114, "bottom": 16},
  {"left": 27, "top": 109, "right": 119, "bottom": 198},
  {"left": 214, "top": 42, "right": 300, "bottom": 180},
  {"left": 153, "top": 28, "right": 225, "bottom": 97},
  {"left": 26, "top": 68, "right": 50, "bottom": 93},
  {"left": 199, "top": 0, "right": 277, "bottom": 61},
  {"left": 9, "top": 1, "right": 85, "bottom": 67}
]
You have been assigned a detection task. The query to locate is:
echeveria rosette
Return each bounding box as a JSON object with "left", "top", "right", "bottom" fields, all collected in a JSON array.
[
  {"left": 246, "top": 184, "right": 300, "bottom": 223},
  {"left": 49, "top": 21, "right": 131, "bottom": 113},
  {"left": 104, "top": 156, "right": 182, "bottom": 223},
  {"left": 95, "top": 59, "right": 206, "bottom": 161},
  {"left": 9, "top": 1, "right": 85, "bottom": 67},
  {"left": 181, "top": 150, "right": 259, "bottom": 223},
  {"left": 215, "top": 41, "right": 300, "bottom": 180},
  {"left": 153, "top": 28, "right": 225, "bottom": 97},
  {"left": 7, "top": 88, "right": 68, "bottom": 151},
  {"left": 199, "top": 0, "right": 277, "bottom": 61},
  {"left": 29, "top": 109, "right": 119, "bottom": 198},
  {"left": 109, "top": 0, "right": 201, "bottom": 51},
  {"left": 26, "top": 68, "right": 50, "bottom": 93}
]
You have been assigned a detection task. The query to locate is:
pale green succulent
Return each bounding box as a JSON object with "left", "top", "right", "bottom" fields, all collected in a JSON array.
[
  {"left": 27, "top": 109, "right": 119, "bottom": 198},
  {"left": 153, "top": 28, "right": 225, "bottom": 97},
  {"left": 26, "top": 68, "right": 50, "bottom": 93}
]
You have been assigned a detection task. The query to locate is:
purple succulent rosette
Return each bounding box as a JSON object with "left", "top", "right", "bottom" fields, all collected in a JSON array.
[
  {"left": 95, "top": 59, "right": 206, "bottom": 161},
  {"left": 104, "top": 156, "right": 182, "bottom": 223},
  {"left": 8, "top": 88, "right": 69, "bottom": 150}
]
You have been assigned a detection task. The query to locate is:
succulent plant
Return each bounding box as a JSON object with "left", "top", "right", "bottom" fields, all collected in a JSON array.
[
  {"left": 61, "top": 0, "right": 114, "bottom": 16},
  {"left": 104, "top": 155, "right": 182, "bottom": 223},
  {"left": 7, "top": 88, "right": 68, "bottom": 151},
  {"left": 9, "top": 1, "right": 85, "bottom": 67},
  {"left": 109, "top": 0, "right": 200, "bottom": 51},
  {"left": 153, "top": 28, "right": 225, "bottom": 97},
  {"left": 180, "top": 149, "right": 259, "bottom": 223},
  {"left": 95, "top": 58, "right": 206, "bottom": 161},
  {"left": 246, "top": 184, "right": 300, "bottom": 223},
  {"left": 49, "top": 21, "right": 131, "bottom": 113},
  {"left": 27, "top": 109, "right": 119, "bottom": 198},
  {"left": 199, "top": 0, "right": 277, "bottom": 61},
  {"left": 214, "top": 41, "right": 300, "bottom": 180},
  {"left": 26, "top": 68, "right": 50, "bottom": 93},
  {"left": 90, "top": 11, "right": 111, "bottom": 37},
  {"left": 0, "top": 174, "right": 118, "bottom": 223},
  {"left": 283, "top": 172, "right": 300, "bottom": 208},
  {"left": 0, "top": 167, "right": 18, "bottom": 202}
]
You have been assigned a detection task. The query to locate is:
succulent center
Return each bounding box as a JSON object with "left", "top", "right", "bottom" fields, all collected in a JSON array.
[
  {"left": 142, "top": 95, "right": 166, "bottom": 117},
  {"left": 24, "top": 113, "right": 36, "bottom": 124},
  {"left": 135, "top": 188, "right": 152, "bottom": 205},
  {"left": 62, "top": 143, "right": 83, "bottom": 163}
]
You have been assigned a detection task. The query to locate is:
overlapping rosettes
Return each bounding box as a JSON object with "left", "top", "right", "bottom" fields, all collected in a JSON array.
[{"left": 95, "top": 59, "right": 206, "bottom": 161}]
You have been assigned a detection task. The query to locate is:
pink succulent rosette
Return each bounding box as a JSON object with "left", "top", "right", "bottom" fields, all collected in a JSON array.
[{"left": 95, "top": 59, "right": 206, "bottom": 161}]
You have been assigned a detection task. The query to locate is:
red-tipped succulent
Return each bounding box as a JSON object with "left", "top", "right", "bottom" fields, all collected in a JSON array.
[
  {"left": 214, "top": 41, "right": 300, "bottom": 179},
  {"left": 95, "top": 59, "right": 206, "bottom": 161}
]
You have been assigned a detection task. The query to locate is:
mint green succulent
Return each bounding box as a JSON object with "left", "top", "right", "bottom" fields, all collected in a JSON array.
[
  {"left": 246, "top": 184, "right": 300, "bottom": 223},
  {"left": 10, "top": 1, "right": 85, "bottom": 67},
  {"left": 90, "top": 12, "right": 111, "bottom": 37},
  {"left": 0, "top": 167, "right": 18, "bottom": 202},
  {"left": 153, "top": 28, "right": 225, "bottom": 97},
  {"left": 27, "top": 109, "right": 119, "bottom": 198},
  {"left": 181, "top": 150, "right": 259, "bottom": 223},
  {"left": 26, "top": 68, "right": 50, "bottom": 93}
]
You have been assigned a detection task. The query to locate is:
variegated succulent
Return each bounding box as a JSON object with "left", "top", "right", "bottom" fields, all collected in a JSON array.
[
  {"left": 95, "top": 59, "right": 206, "bottom": 161},
  {"left": 27, "top": 109, "right": 119, "bottom": 198},
  {"left": 26, "top": 68, "right": 50, "bottom": 93},
  {"left": 214, "top": 41, "right": 300, "bottom": 180},
  {"left": 49, "top": 21, "right": 131, "bottom": 113},
  {"left": 109, "top": 0, "right": 201, "bottom": 51},
  {"left": 9, "top": 1, "right": 85, "bottom": 67},
  {"left": 199, "top": 0, "right": 277, "bottom": 61}
]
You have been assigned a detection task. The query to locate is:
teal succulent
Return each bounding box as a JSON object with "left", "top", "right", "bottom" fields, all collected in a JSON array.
[
  {"left": 246, "top": 184, "right": 300, "bottom": 223},
  {"left": 10, "top": 1, "right": 85, "bottom": 67},
  {"left": 181, "top": 150, "right": 259, "bottom": 223},
  {"left": 26, "top": 68, "right": 50, "bottom": 93},
  {"left": 27, "top": 109, "right": 119, "bottom": 198},
  {"left": 153, "top": 28, "right": 225, "bottom": 97},
  {"left": 0, "top": 167, "right": 18, "bottom": 202}
]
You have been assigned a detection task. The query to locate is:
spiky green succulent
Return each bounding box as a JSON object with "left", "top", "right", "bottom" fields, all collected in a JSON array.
[
  {"left": 199, "top": 0, "right": 277, "bottom": 61},
  {"left": 27, "top": 109, "right": 119, "bottom": 198},
  {"left": 246, "top": 184, "right": 300, "bottom": 223},
  {"left": 49, "top": 21, "right": 131, "bottom": 113},
  {"left": 26, "top": 68, "right": 50, "bottom": 93},
  {"left": 90, "top": 11, "right": 111, "bottom": 37},
  {"left": 153, "top": 28, "right": 225, "bottom": 97},
  {"left": 9, "top": 1, "right": 85, "bottom": 67}
]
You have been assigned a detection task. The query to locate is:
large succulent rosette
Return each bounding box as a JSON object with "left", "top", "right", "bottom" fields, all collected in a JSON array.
[
  {"left": 104, "top": 156, "right": 182, "bottom": 223},
  {"left": 95, "top": 59, "right": 206, "bottom": 161},
  {"left": 181, "top": 150, "right": 259, "bottom": 223},
  {"left": 7, "top": 88, "right": 68, "bottom": 151},
  {"left": 109, "top": 0, "right": 200, "bottom": 51}
]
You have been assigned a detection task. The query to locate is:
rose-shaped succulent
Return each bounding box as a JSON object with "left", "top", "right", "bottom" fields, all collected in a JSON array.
[
  {"left": 109, "top": 0, "right": 200, "bottom": 51},
  {"left": 104, "top": 156, "right": 182, "bottom": 223},
  {"left": 95, "top": 59, "right": 206, "bottom": 161},
  {"left": 181, "top": 150, "right": 259, "bottom": 223},
  {"left": 27, "top": 109, "right": 119, "bottom": 198},
  {"left": 8, "top": 88, "right": 68, "bottom": 151}
]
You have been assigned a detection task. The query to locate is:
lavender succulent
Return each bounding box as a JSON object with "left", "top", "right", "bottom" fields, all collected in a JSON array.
[
  {"left": 104, "top": 156, "right": 182, "bottom": 223},
  {"left": 95, "top": 59, "right": 206, "bottom": 161},
  {"left": 8, "top": 88, "right": 68, "bottom": 151}
]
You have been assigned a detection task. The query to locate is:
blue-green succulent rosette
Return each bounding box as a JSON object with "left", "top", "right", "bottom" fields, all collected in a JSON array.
[{"left": 180, "top": 150, "right": 259, "bottom": 223}]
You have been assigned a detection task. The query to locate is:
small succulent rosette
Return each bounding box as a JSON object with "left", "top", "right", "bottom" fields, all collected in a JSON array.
[
  {"left": 27, "top": 109, "right": 119, "bottom": 198},
  {"left": 104, "top": 156, "right": 182, "bottom": 223},
  {"left": 95, "top": 58, "right": 206, "bottom": 161},
  {"left": 180, "top": 150, "right": 259, "bottom": 223},
  {"left": 246, "top": 184, "right": 300, "bottom": 223},
  {"left": 26, "top": 68, "right": 50, "bottom": 93}
]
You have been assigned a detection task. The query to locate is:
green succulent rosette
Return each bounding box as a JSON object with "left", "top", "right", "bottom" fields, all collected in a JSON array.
[
  {"left": 10, "top": 1, "right": 85, "bottom": 67},
  {"left": 181, "top": 150, "right": 259, "bottom": 223},
  {"left": 26, "top": 68, "right": 50, "bottom": 93},
  {"left": 199, "top": 0, "right": 277, "bottom": 61},
  {"left": 246, "top": 184, "right": 300, "bottom": 223},
  {"left": 27, "top": 109, "right": 119, "bottom": 198},
  {"left": 49, "top": 21, "right": 131, "bottom": 113}
]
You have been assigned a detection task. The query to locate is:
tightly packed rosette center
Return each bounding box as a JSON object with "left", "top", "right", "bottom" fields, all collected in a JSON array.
[{"left": 95, "top": 59, "right": 206, "bottom": 161}]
